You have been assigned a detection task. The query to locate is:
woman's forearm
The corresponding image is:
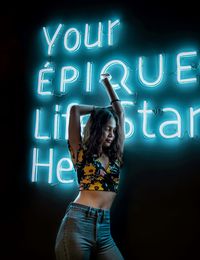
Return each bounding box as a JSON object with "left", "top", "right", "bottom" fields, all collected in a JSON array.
[
  {"left": 101, "top": 78, "right": 124, "bottom": 114},
  {"left": 74, "top": 104, "right": 100, "bottom": 116}
]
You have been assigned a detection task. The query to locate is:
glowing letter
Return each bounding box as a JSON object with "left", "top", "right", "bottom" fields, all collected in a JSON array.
[
  {"left": 125, "top": 118, "right": 134, "bottom": 138},
  {"left": 189, "top": 106, "right": 200, "bottom": 137},
  {"left": 108, "top": 19, "right": 120, "bottom": 46},
  {"left": 159, "top": 108, "right": 181, "bottom": 138},
  {"left": 56, "top": 158, "right": 74, "bottom": 183},
  {"left": 34, "top": 109, "right": 50, "bottom": 140},
  {"left": 121, "top": 101, "right": 135, "bottom": 138},
  {"left": 64, "top": 28, "right": 81, "bottom": 52},
  {"left": 60, "top": 66, "right": 79, "bottom": 93},
  {"left": 86, "top": 62, "right": 93, "bottom": 92},
  {"left": 37, "top": 67, "right": 54, "bottom": 95},
  {"left": 54, "top": 105, "right": 61, "bottom": 140},
  {"left": 43, "top": 24, "right": 63, "bottom": 55},
  {"left": 32, "top": 148, "right": 53, "bottom": 183},
  {"left": 84, "top": 22, "right": 103, "bottom": 48},
  {"left": 101, "top": 60, "right": 132, "bottom": 94},
  {"left": 177, "top": 51, "right": 197, "bottom": 84},
  {"left": 138, "top": 101, "right": 156, "bottom": 138},
  {"left": 138, "top": 54, "right": 164, "bottom": 87}
]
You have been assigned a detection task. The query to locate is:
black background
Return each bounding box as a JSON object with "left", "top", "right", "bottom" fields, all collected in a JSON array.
[{"left": 2, "top": 0, "right": 200, "bottom": 259}]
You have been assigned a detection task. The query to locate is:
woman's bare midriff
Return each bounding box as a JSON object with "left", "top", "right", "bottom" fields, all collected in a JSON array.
[{"left": 73, "top": 190, "right": 116, "bottom": 209}]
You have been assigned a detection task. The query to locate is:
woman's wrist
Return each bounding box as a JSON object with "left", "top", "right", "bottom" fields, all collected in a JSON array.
[{"left": 110, "top": 99, "right": 121, "bottom": 105}]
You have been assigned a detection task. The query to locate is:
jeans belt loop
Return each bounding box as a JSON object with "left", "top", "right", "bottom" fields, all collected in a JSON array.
[
  {"left": 102, "top": 210, "right": 104, "bottom": 222},
  {"left": 87, "top": 206, "right": 91, "bottom": 217},
  {"left": 98, "top": 210, "right": 103, "bottom": 223}
]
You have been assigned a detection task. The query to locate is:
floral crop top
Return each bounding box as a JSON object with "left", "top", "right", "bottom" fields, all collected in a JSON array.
[{"left": 68, "top": 140, "right": 121, "bottom": 193}]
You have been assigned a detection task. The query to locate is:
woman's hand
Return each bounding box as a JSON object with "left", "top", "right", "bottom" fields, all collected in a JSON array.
[
  {"left": 101, "top": 73, "right": 110, "bottom": 78},
  {"left": 99, "top": 73, "right": 111, "bottom": 83}
]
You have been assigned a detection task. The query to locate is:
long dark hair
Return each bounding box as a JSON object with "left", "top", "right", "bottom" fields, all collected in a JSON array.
[{"left": 82, "top": 107, "right": 123, "bottom": 165}]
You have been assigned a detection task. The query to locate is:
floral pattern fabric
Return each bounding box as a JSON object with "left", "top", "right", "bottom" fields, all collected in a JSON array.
[{"left": 67, "top": 140, "right": 121, "bottom": 193}]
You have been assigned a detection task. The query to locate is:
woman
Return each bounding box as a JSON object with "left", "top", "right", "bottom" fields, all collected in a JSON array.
[{"left": 55, "top": 74, "right": 125, "bottom": 260}]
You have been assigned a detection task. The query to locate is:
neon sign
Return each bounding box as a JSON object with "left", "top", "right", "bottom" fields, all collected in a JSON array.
[{"left": 31, "top": 18, "right": 200, "bottom": 185}]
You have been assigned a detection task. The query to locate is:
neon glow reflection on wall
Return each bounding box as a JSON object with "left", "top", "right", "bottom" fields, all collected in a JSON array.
[{"left": 31, "top": 18, "right": 200, "bottom": 185}]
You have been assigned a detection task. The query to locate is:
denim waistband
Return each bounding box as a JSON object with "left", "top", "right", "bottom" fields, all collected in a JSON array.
[{"left": 66, "top": 202, "right": 110, "bottom": 219}]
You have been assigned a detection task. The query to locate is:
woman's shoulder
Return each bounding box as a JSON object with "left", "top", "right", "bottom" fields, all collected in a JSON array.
[
  {"left": 67, "top": 140, "right": 87, "bottom": 166},
  {"left": 67, "top": 139, "right": 87, "bottom": 151}
]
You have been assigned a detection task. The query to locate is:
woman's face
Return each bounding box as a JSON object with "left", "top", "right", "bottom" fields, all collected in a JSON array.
[{"left": 100, "top": 117, "right": 117, "bottom": 148}]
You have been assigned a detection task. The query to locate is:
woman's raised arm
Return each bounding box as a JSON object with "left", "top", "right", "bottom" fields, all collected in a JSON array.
[
  {"left": 100, "top": 74, "right": 125, "bottom": 153},
  {"left": 100, "top": 74, "right": 124, "bottom": 114},
  {"left": 68, "top": 104, "right": 101, "bottom": 162}
]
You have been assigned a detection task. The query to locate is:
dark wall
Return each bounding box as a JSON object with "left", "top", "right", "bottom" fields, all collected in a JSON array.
[{"left": 2, "top": 1, "right": 200, "bottom": 259}]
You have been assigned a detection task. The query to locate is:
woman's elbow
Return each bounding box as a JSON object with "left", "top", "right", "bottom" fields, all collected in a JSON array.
[{"left": 70, "top": 105, "right": 79, "bottom": 114}]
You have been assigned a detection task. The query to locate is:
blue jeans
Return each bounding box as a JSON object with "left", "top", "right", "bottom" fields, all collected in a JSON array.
[{"left": 55, "top": 202, "right": 124, "bottom": 260}]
